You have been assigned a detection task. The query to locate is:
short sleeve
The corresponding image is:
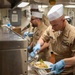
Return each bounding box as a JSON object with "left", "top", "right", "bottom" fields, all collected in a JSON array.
[{"left": 41, "top": 26, "right": 56, "bottom": 43}]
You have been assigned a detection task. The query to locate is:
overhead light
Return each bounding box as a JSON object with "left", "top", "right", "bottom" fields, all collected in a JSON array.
[
  {"left": 38, "top": 5, "right": 48, "bottom": 12},
  {"left": 38, "top": 5, "right": 48, "bottom": 8},
  {"left": 17, "top": 2, "right": 29, "bottom": 8},
  {"left": 65, "top": 5, "right": 75, "bottom": 8}
]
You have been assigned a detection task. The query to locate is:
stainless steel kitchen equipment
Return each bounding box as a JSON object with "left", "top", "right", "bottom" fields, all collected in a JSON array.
[{"left": 0, "top": 26, "right": 28, "bottom": 75}]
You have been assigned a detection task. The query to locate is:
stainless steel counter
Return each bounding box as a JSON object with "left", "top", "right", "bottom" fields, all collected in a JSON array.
[
  {"left": 0, "top": 26, "right": 28, "bottom": 75},
  {"left": 28, "top": 66, "right": 38, "bottom": 75},
  {"left": 0, "top": 26, "right": 23, "bottom": 41}
]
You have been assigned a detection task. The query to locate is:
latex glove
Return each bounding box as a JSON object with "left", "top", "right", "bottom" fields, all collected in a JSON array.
[
  {"left": 30, "top": 52, "right": 35, "bottom": 58},
  {"left": 30, "top": 51, "right": 39, "bottom": 58},
  {"left": 33, "top": 43, "right": 41, "bottom": 53},
  {"left": 27, "top": 46, "right": 31, "bottom": 50},
  {"left": 24, "top": 31, "right": 29, "bottom": 37},
  {"left": 50, "top": 60, "right": 65, "bottom": 74},
  {"left": 29, "top": 43, "right": 41, "bottom": 58},
  {"left": 28, "top": 32, "right": 34, "bottom": 37}
]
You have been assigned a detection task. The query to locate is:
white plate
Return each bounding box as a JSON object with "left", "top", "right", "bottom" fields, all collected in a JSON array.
[{"left": 34, "top": 61, "right": 53, "bottom": 69}]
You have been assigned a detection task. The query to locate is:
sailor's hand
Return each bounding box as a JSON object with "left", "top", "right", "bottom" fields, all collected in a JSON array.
[{"left": 50, "top": 60, "right": 65, "bottom": 74}]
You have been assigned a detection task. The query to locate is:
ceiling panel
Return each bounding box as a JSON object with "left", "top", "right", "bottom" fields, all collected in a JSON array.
[
  {"left": 0, "top": 0, "right": 75, "bottom": 8},
  {"left": 33, "top": 0, "right": 75, "bottom": 5}
]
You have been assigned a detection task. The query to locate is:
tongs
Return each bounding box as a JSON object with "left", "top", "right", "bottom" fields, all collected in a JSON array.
[{"left": 28, "top": 52, "right": 39, "bottom": 63}]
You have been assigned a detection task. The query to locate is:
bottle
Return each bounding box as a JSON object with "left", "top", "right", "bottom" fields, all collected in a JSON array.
[
  {"left": 50, "top": 52, "right": 55, "bottom": 64},
  {"left": 7, "top": 23, "right": 11, "bottom": 27},
  {"left": 6, "top": 17, "right": 13, "bottom": 29}
]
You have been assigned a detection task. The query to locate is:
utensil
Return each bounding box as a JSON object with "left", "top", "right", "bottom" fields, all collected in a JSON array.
[{"left": 28, "top": 53, "right": 39, "bottom": 63}]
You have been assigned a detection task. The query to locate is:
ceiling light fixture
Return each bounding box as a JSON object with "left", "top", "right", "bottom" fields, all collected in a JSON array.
[
  {"left": 38, "top": 5, "right": 48, "bottom": 12},
  {"left": 65, "top": 5, "right": 75, "bottom": 8},
  {"left": 12, "top": 0, "right": 30, "bottom": 9},
  {"left": 17, "top": 2, "right": 29, "bottom": 8},
  {"left": 38, "top": 5, "right": 48, "bottom": 8}
]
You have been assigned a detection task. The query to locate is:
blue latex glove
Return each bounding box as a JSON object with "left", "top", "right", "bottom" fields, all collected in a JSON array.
[
  {"left": 27, "top": 46, "right": 31, "bottom": 50},
  {"left": 24, "top": 31, "right": 29, "bottom": 38},
  {"left": 28, "top": 32, "right": 34, "bottom": 37},
  {"left": 30, "top": 52, "right": 35, "bottom": 58},
  {"left": 33, "top": 43, "right": 41, "bottom": 53},
  {"left": 30, "top": 43, "right": 41, "bottom": 58},
  {"left": 50, "top": 60, "right": 65, "bottom": 74}
]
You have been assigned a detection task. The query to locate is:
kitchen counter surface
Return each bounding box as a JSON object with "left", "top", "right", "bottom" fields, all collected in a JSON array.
[{"left": 28, "top": 66, "right": 38, "bottom": 75}]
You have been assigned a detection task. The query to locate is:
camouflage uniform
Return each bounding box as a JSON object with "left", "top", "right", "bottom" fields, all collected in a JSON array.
[{"left": 41, "top": 21, "right": 75, "bottom": 75}]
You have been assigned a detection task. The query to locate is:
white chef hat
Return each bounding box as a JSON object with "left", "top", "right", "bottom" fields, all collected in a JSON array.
[
  {"left": 47, "top": 4, "right": 63, "bottom": 21},
  {"left": 31, "top": 11, "right": 43, "bottom": 18},
  {"left": 30, "top": 4, "right": 38, "bottom": 10}
]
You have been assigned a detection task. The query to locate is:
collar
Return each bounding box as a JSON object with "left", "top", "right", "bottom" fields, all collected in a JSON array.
[{"left": 62, "top": 21, "right": 71, "bottom": 38}]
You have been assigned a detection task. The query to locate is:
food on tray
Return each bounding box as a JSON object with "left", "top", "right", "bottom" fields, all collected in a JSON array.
[
  {"left": 30, "top": 61, "right": 35, "bottom": 65},
  {"left": 35, "top": 59, "right": 48, "bottom": 69},
  {"left": 35, "top": 62, "right": 48, "bottom": 68}
]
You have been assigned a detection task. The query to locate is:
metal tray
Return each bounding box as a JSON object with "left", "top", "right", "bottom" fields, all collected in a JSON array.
[{"left": 29, "top": 61, "right": 54, "bottom": 75}]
